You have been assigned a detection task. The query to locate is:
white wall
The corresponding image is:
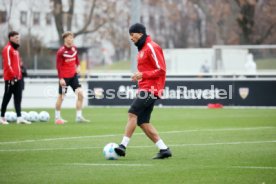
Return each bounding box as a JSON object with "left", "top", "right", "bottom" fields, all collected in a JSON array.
[
  {"left": 164, "top": 48, "right": 213, "bottom": 74},
  {"left": 221, "top": 49, "right": 248, "bottom": 73},
  {"left": 164, "top": 48, "right": 249, "bottom": 74}
]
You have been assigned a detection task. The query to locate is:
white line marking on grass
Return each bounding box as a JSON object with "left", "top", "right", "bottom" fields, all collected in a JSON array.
[
  {"left": 160, "top": 127, "right": 275, "bottom": 134},
  {"left": 67, "top": 163, "right": 153, "bottom": 167},
  {"left": 167, "top": 140, "right": 276, "bottom": 147},
  {"left": 0, "top": 140, "right": 276, "bottom": 152},
  {"left": 0, "top": 146, "right": 103, "bottom": 152},
  {"left": 130, "top": 140, "right": 276, "bottom": 148},
  {"left": 0, "top": 126, "right": 274, "bottom": 145},
  {"left": 0, "top": 134, "right": 121, "bottom": 145},
  {"left": 231, "top": 166, "right": 276, "bottom": 170},
  {"left": 67, "top": 163, "right": 276, "bottom": 169}
]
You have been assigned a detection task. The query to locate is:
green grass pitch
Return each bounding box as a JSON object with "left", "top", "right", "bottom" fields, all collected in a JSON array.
[{"left": 0, "top": 108, "right": 276, "bottom": 184}]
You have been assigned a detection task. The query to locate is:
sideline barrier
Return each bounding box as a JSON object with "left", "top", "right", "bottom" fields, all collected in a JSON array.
[
  {"left": 88, "top": 79, "right": 276, "bottom": 106},
  {"left": 0, "top": 77, "right": 276, "bottom": 107}
]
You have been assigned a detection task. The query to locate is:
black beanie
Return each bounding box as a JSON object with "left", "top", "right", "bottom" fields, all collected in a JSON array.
[{"left": 129, "top": 23, "right": 147, "bottom": 35}]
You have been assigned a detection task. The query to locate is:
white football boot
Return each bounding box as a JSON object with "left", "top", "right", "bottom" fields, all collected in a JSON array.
[
  {"left": 76, "top": 116, "right": 90, "bottom": 123},
  {"left": 17, "top": 117, "right": 31, "bottom": 124}
]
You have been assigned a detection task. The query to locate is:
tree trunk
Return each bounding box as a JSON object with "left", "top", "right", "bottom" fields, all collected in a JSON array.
[
  {"left": 67, "top": 0, "right": 75, "bottom": 31},
  {"left": 236, "top": 0, "right": 256, "bottom": 44},
  {"left": 52, "top": 0, "right": 64, "bottom": 45}
]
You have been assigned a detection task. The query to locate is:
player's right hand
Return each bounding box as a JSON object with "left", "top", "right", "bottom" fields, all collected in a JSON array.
[{"left": 59, "top": 78, "right": 66, "bottom": 86}]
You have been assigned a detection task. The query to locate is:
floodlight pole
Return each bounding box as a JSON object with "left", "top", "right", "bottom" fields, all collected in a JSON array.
[{"left": 130, "top": 0, "right": 141, "bottom": 73}]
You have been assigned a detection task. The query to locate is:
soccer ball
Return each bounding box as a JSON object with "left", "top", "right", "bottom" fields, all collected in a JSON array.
[
  {"left": 38, "top": 111, "right": 50, "bottom": 122},
  {"left": 5, "top": 111, "right": 17, "bottom": 122},
  {"left": 21, "top": 111, "right": 30, "bottom": 121},
  {"left": 103, "top": 143, "right": 119, "bottom": 160},
  {"left": 28, "top": 111, "right": 39, "bottom": 122}
]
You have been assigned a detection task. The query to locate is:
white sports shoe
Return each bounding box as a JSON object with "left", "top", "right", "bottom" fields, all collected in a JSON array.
[
  {"left": 17, "top": 118, "right": 31, "bottom": 125},
  {"left": 0, "top": 117, "right": 9, "bottom": 125},
  {"left": 76, "top": 116, "right": 90, "bottom": 123}
]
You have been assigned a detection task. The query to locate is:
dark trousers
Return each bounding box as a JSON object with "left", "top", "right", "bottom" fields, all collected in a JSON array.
[{"left": 1, "top": 80, "right": 23, "bottom": 117}]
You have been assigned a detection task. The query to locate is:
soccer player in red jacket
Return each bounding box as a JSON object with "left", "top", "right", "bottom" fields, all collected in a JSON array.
[
  {"left": 0, "top": 31, "right": 31, "bottom": 125},
  {"left": 55, "top": 32, "right": 89, "bottom": 124},
  {"left": 115, "top": 23, "right": 172, "bottom": 159}
]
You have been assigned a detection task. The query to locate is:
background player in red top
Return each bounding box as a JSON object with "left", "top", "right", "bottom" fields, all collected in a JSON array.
[
  {"left": 115, "top": 23, "right": 172, "bottom": 159},
  {"left": 0, "top": 31, "right": 31, "bottom": 125},
  {"left": 55, "top": 31, "right": 89, "bottom": 124}
]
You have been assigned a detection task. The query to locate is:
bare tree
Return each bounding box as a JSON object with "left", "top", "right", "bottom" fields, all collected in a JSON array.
[
  {"left": 52, "top": 0, "right": 65, "bottom": 44},
  {"left": 253, "top": 0, "right": 276, "bottom": 44},
  {"left": 235, "top": 0, "right": 256, "bottom": 44},
  {"left": 66, "top": 0, "right": 74, "bottom": 31},
  {"left": 234, "top": 0, "right": 276, "bottom": 44},
  {"left": 182, "top": 0, "right": 276, "bottom": 45},
  {"left": 0, "top": 0, "right": 14, "bottom": 44},
  {"left": 51, "top": 0, "right": 115, "bottom": 45}
]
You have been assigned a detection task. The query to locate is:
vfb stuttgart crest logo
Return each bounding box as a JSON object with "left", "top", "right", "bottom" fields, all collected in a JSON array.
[{"left": 239, "top": 87, "right": 249, "bottom": 99}]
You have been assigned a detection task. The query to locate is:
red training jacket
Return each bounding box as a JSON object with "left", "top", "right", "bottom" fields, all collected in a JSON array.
[
  {"left": 1, "top": 42, "right": 22, "bottom": 81},
  {"left": 56, "top": 45, "right": 79, "bottom": 79},
  {"left": 137, "top": 36, "right": 166, "bottom": 98}
]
